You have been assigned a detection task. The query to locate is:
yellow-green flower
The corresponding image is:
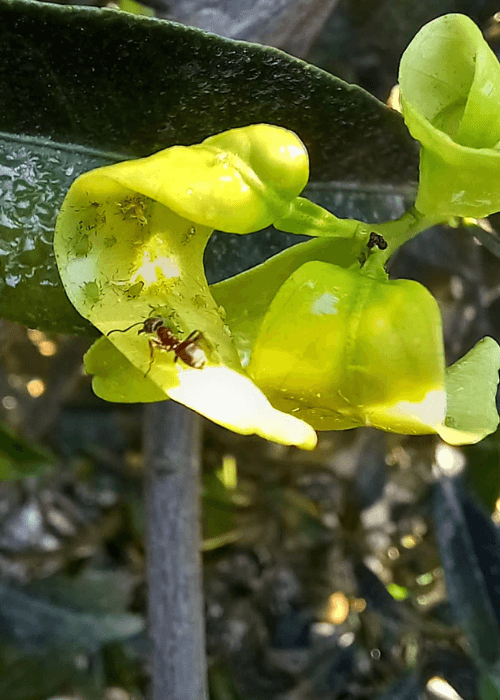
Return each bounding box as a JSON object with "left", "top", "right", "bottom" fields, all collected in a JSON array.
[
  {"left": 247, "top": 261, "right": 447, "bottom": 435},
  {"left": 399, "top": 14, "right": 500, "bottom": 218},
  {"left": 55, "top": 124, "right": 317, "bottom": 449},
  {"left": 214, "top": 254, "right": 500, "bottom": 445},
  {"left": 55, "top": 124, "right": 500, "bottom": 449}
]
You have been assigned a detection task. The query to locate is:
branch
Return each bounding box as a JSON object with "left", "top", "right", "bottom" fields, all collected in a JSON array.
[{"left": 144, "top": 401, "right": 206, "bottom": 700}]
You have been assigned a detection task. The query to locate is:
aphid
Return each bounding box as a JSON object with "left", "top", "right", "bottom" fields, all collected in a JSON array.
[
  {"left": 182, "top": 226, "right": 197, "bottom": 244},
  {"left": 124, "top": 281, "right": 145, "bottom": 299},
  {"left": 73, "top": 233, "right": 92, "bottom": 256},
  {"left": 108, "top": 317, "right": 207, "bottom": 372},
  {"left": 104, "top": 236, "right": 117, "bottom": 249},
  {"left": 116, "top": 196, "right": 148, "bottom": 226},
  {"left": 80, "top": 280, "right": 102, "bottom": 309}
]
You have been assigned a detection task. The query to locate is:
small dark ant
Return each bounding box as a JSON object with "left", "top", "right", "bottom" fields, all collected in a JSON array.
[
  {"left": 108, "top": 317, "right": 207, "bottom": 373},
  {"left": 367, "top": 232, "right": 388, "bottom": 250}
]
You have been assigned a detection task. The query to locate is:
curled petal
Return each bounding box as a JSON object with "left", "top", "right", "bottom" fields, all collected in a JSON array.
[
  {"left": 95, "top": 124, "right": 309, "bottom": 234},
  {"left": 54, "top": 124, "right": 314, "bottom": 448},
  {"left": 85, "top": 337, "right": 317, "bottom": 449},
  {"left": 399, "top": 14, "right": 500, "bottom": 218}
]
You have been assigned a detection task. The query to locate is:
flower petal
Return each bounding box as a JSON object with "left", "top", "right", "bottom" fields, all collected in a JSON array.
[
  {"left": 168, "top": 366, "right": 317, "bottom": 449},
  {"left": 248, "top": 261, "right": 446, "bottom": 435},
  {"left": 399, "top": 14, "right": 500, "bottom": 218},
  {"left": 438, "top": 336, "right": 500, "bottom": 445},
  {"left": 85, "top": 337, "right": 317, "bottom": 449}
]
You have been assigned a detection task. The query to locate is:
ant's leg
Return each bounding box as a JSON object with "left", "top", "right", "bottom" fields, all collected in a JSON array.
[
  {"left": 107, "top": 321, "right": 144, "bottom": 336},
  {"left": 144, "top": 340, "right": 156, "bottom": 377}
]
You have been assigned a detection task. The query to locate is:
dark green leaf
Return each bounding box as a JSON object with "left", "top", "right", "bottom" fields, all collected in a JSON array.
[
  {"left": 0, "top": 581, "right": 144, "bottom": 655},
  {"left": 0, "top": 0, "right": 418, "bottom": 333},
  {"left": 374, "top": 672, "right": 422, "bottom": 700},
  {"left": 433, "top": 478, "right": 500, "bottom": 670},
  {"left": 465, "top": 434, "right": 500, "bottom": 512},
  {"left": 0, "top": 422, "right": 55, "bottom": 480},
  {"left": 0, "top": 649, "right": 82, "bottom": 700},
  {"left": 304, "top": 181, "right": 415, "bottom": 223},
  {"left": 28, "top": 569, "right": 137, "bottom": 614}
]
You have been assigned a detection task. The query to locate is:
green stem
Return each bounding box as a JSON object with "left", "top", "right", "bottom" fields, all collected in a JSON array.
[
  {"left": 359, "top": 208, "right": 445, "bottom": 277},
  {"left": 274, "top": 196, "right": 359, "bottom": 238},
  {"left": 275, "top": 197, "right": 447, "bottom": 277},
  {"left": 371, "top": 207, "right": 444, "bottom": 261},
  {"left": 276, "top": 198, "right": 444, "bottom": 250}
]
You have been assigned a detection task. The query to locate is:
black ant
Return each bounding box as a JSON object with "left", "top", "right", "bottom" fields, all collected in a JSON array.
[
  {"left": 108, "top": 317, "right": 207, "bottom": 373},
  {"left": 367, "top": 232, "right": 388, "bottom": 250}
]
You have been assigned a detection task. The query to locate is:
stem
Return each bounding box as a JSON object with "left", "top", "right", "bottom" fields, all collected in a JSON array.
[
  {"left": 144, "top": 401, "right": 207, "bottom": 700},
  {"left": 274, "top": 196, "right": 359, "bottom": 238},
  {"left": 373, "top": 208, "right": 444, "bottom": 261},
  {"left": 356, "top": 208, "right": 446, "bottom": 277},
  {"left": 274, "top": 197, "right": 446, "bottom": 272}
]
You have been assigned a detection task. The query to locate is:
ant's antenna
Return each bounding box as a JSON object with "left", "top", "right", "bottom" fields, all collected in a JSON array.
[{"left": 107, "top": 321, "right": 144, "bottom": 336}]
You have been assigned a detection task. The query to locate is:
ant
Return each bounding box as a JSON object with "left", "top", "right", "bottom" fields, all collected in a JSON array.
[
  {"left": 108, "top": 317, "right": 207, "bottom": 373},
  {"left": 367, "top": 232, "right": 388, "bottom": 250}
]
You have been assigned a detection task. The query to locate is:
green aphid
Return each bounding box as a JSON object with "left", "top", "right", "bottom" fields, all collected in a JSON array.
[
  {"left": 125, "top": 281, "right": 144, "bottom": 299},
  {"left": 73, "top": 234, "right": 91, "bottom": 256},
  {"left": 81, "top": 280, "right": 101, "bottom": 306},
  {"left": 192, "top": 294, "right": 207, "bottom": 309},
  {"left": 116, "top": 196, "right": 148, "bottom": 226},
  {"left": 182, "top": 226, "right": 197, "bottom": 244},
  {"left": 104, "top": 236, "right": 117, "bottom": 249}
]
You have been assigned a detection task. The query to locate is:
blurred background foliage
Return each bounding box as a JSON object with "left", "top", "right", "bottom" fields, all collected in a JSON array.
[{"left": 2, "top": 0, "right": 500, "bottom": 699}]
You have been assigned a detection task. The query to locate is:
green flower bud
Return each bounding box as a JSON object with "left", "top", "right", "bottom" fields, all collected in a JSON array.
[
  {"left": 98, "top": 123, "right": 308, "bottom": 233},
  {"left": 399, "top": 14, "right": 500, "bottom": 218},
  {"left": 248, "top": 261, "right": 447, "bottom": 435}
]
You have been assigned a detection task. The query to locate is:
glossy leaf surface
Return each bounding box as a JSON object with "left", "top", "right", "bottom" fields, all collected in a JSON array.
[
  {"left": 0, "top": 0, "right": 418, "bottom": 333},
  {"left": 433, "top": 478, "right": 500, "bottom": 670}
]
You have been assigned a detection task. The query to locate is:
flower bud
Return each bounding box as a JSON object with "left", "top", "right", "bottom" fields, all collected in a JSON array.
[
  {"left": 248, "top": 261, "right": 447, "bottom": 435},
  {"left": 399, "top": 14, "right": 500, "bottom": 218},
  {"left": 99, "top": 123, "right": 308, "bottom": 233}
]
